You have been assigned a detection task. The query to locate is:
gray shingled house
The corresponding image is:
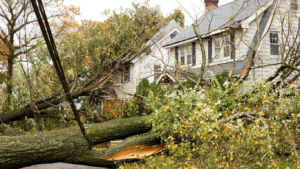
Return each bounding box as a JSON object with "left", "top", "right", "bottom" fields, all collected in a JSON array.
[{"left": 163, "top": 0, "right": 300, "bottom": 81}]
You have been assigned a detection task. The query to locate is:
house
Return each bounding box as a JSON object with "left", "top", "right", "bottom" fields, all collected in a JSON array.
[
  {"left": 114, "top": 20, "right": 183, "bottom": 99},
  {"left": 163, "top": 0, "right": 300, "bottom": 81}
]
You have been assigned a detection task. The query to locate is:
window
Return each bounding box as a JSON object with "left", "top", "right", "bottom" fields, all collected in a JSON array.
[
  {"left": 154, "top": 65, "right": 162, "bottom": 81},
  {"left": 187, "top": 44, "right": 192, "bottom": 64},
  {"left": 214, "top": 37, "right": 222, "bottom": 59},
  {"left": 223, "top": 36, "right": 231, "bottom": 57},
  {"left": 121, "top": 65, "right": 130, "bottom": 83},
  {"left": 291, "top": 0, "right": 298, "bottom": 10},
  {"left": 180, "top": 47, "right": 185, "bottom": 65},
  {"left": 179, "top": 44, "right": 194, "bottom": 66},
  {"left": 213, "top": 35, "right": 231, "bottom": 59},
  {"left": 171, "top": 33, "right": 177, "bottom": 39},
  {"left": 270, "top": 32, "right": 279, "bottom": 55}
]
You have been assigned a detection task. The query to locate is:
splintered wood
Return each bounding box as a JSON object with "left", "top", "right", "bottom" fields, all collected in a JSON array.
[{"left": 106, "top": 144, "right": 166, "bottom": 161}]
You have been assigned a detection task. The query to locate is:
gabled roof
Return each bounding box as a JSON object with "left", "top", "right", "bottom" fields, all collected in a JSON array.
[
  {"left": 124, "top": 19, "right": 183, "bottom": 63},
  {"left": 164, "top": 0, "right": 270, "bottom": 46}
]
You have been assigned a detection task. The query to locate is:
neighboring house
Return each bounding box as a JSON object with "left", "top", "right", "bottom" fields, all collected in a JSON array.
[
  {"left": 163, "top": 0, "right": 300, "bottom": 81},
  {"left": 115, "top": 20, "right": 183, "bottom": 99}
]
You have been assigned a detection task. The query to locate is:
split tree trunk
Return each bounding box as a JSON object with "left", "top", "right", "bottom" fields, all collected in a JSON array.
[{"left": 0, "top": 116, "right": 158, "bottom": 169}]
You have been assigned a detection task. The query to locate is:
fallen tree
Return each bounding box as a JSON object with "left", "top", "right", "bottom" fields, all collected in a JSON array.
[{"left": 0, "top": 116, "right": 159, "bottom": 169}]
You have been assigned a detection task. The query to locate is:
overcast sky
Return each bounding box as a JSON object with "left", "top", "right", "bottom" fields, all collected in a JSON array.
[{"left": 63, "top": 0, "right": 234, "bottom": 26}]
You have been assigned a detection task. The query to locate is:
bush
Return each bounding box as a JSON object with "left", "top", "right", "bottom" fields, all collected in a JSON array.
[
  {"left": 133, "top": 74, "right": 300, "bottom": 168},
  {"left": 121, "top": 78, "right": 171, "bottom": 118}
]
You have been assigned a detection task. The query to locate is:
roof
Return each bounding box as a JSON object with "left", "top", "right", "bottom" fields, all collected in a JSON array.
[
  {"left": 124, "top": 19, "right": 183, "bottom": 62},
  {"left": 164, "top": 0, "right": 270, "bottom": 46},
  {"left": 197, "top": 60, "right": 247, "bottom": 77}
]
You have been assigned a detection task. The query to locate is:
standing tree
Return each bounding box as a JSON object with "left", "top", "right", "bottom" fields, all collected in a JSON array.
[{"left": 0, "top": 0, "right": 80, "bottom": 109}]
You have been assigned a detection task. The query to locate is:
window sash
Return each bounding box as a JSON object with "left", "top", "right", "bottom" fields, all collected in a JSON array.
[
  {"left": 154, "top": 65, "right": 161, "bottom": 73},
  {"left": 121, "top": 65, "right": 130, "bottom": 83},
  {"left": 270, "top": 44, "right": 279, "bottom": 55},
  {"left": 171, "top": 33, "right": 176, "bottom": 39},
  {"left": 180, "top": 47, "right": 185, "bottom": 56},
  {"left": 224, "top": 45, "right": 231, "bottom": 57},
  {"left": 270, "top": 32, "right": 279, "bottom": 55},
  {"left": 187, "top": 55, "right": 192, "bottom": 64},
  {"left": 291, "top": 0, "right": 298, "bottom": 10},
  {"left": 214, "top": 36, "right": 231, "bottom": 58},
  {"left": 180, "top": 56, "right": 185, "bottom": 65}
]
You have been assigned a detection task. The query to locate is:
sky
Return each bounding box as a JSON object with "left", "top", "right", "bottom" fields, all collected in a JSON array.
[{"left": 63, "top": 0, "right": 233, "bottom": 26}]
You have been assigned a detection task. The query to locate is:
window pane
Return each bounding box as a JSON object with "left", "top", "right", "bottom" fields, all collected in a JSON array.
[
  {"left": 224, "top": 46, "right": 230, "bottom": 57},
  {"left": 180, "top": 48, "right": 185, "bottom": 56},
  {"left": 291, "top": 0, "right": 298, "bottom": 10},
  {"left": 154, "top": 65, "right": 161, "bottom": 72},
  {"left": 271, "top": 44, "right": 279, "bottom": 55},
  {"left": 171, "top": 33, "right": 176, "bottom": 39},
  {"left": 270, "top": 33, "right": 279, "bottom": 44},
  {"left": 187, "top": 55, "right": 192, "bottom": 64},
  {"left": 181, "top": 56, "right": 185, "bottom": 65},
  {"left": 214, "top": 38, "right": 221, "bottom": 58},
  {"left": 224, "top": 36, "right": 230, "bottom": 45}
]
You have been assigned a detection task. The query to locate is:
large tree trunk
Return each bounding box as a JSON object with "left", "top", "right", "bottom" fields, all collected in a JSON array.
[{"left": 0, "top": 116, "right": 158, "bottom": 169}]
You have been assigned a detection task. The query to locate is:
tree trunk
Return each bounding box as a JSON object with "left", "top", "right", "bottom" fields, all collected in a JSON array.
[
  {"left": 0, "top": 86, "right": 93, "bottom": 123},
  {"left": 6, "top": 55, "right": 13, "bottom": 110},
  {"left": 0, "top": 116, "right": 157, "bottom": 169}
]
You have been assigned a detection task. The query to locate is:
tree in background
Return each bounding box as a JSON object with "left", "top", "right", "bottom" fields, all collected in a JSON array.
[
  {"left": 0, "top": 0, "right": 165, "bottom": 123},
  {"left": 0, "top": 0, "right": 80, "bottom": 109},
  {"left": 165, "top": 7, "right": 185, "bottom": 28}
]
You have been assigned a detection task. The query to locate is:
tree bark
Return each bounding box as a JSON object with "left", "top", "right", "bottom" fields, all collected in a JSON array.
[
  {"left": 0, "top": 116, "right": 156, "bottom": 169},
  {"left": 0, "top": 86, "right": 93, "bottom": 123}
]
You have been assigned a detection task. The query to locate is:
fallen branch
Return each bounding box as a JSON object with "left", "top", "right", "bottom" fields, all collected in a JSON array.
[{"left": 220, "top": 112, "right": 257, "bottom": 123}]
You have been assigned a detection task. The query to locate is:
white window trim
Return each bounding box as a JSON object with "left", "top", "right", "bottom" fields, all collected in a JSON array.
[
  {"left": 212, "top": 35, "right": 232, "bottom": 63},
  {"left": 179, "top": 44, "right": 193, "bottom": 67}
]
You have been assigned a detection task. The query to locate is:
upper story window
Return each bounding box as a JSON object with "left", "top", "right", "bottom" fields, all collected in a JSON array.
[
  {"left": 270, "top": 32, "right": 279, "bottom": 55},
  {"left": 170, "top": 32, "right": 177, "bottom": 39},
  {"left": 213, "top": 35, "right": 231, "bottom": 59},
  {"left": 291, "top": 0, "right": 298, "bottom": 10}
]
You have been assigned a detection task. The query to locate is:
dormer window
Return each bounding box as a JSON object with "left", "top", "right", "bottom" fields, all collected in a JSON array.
[
  {"left": 170, "top": 33, "right": 177, "bottom": 39},
  {"left": 291, "top": 0, "right": 298, "bottom": 10}
]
